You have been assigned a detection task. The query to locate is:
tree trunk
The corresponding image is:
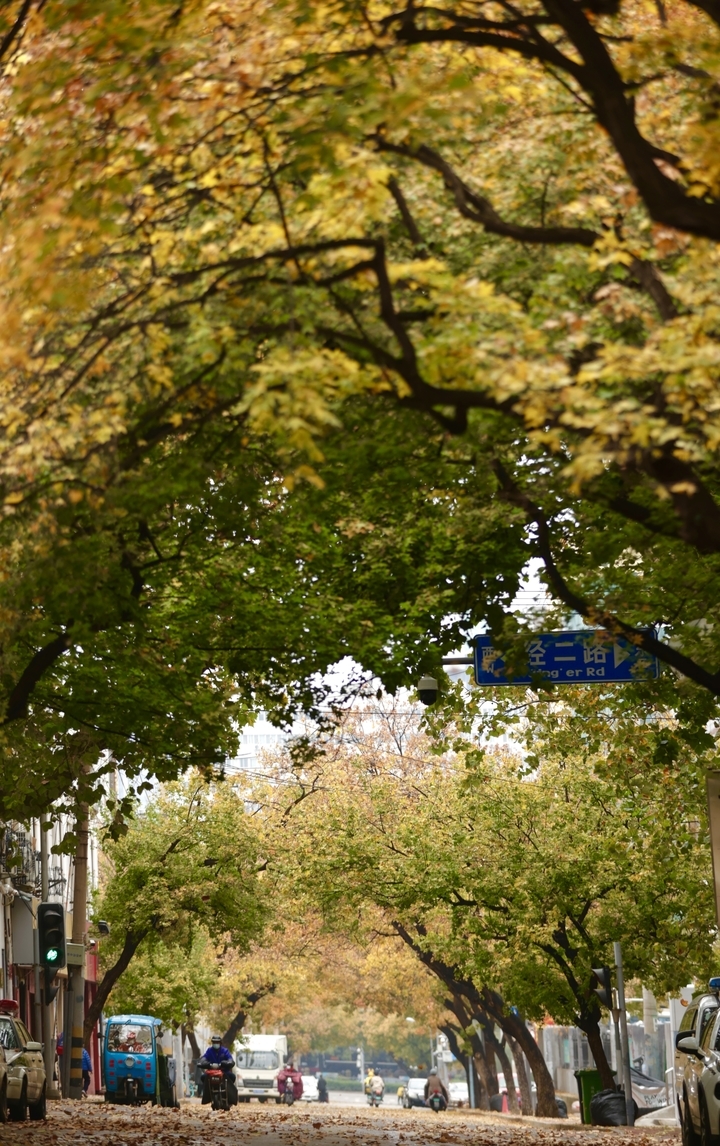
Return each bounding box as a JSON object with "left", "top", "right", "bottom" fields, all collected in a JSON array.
[
  {"left": 83, "top": 929, "right": 147, "bottom": 1046},
  {"left": 583, "top": 1017, "right": 615, "bottom": 1090},
  {"left": 479, "top": 1011, "right": 518, "bottom": 1112},
  {"left": 390, "top": 923, "right": 556, "bottom": 1115},
  {"left": 182, "top": 1023, "right": 201, "bottom": 1060},
  {"left": 444, "top": 991, "right": 492, "bottom": 1108},
  {"left": 481, "top": 989, "right": 557, "bottom": 1118},
  {"left": 471, "top": 1030, "right": 496, "bottom": 1104},
  {"left": 442, "top": 1024, "right": 473, "bottom": 1105},
  {"left": 222, "top": 1008, "right": 247, "bottom": 1052},
  {"left": 487, "top": 1029, "right": 520, "bottom": 1115},
  {"left": 221, "top": 983, "right": 276, "bottom": 1049},
  {"left": 508, "top": 1033, "right": 533, "bottom": 1116},
  {"left": 471, "top": 1049, "right": 489, "bottom": 1109}
]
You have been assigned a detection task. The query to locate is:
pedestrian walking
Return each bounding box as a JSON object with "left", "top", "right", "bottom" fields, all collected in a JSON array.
[{"left": 82, "top": 1047, "right": 92, "bottom": 1095}]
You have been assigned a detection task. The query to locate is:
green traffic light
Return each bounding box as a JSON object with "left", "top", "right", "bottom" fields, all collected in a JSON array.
[{"left": 46, "top": 947, "right": 59, "bottom": 963}]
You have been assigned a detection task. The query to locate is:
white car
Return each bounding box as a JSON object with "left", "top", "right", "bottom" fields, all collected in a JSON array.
[
  {"left": 402, "top": 1078, "right": 427, "bottom": 1108},
  {"left": 300, "top": 1075, "right": 318, "bottom": 1102},
  {"left": 0, "top": 1007, "right": 45, "bottom": 1121},
  {"left": 676, "top": 1002, "right": 720, "bottom": 1146},
  {"left": 676, "top": 983, "right": 720, "bottom": 1144},
  {"left": 448, "top": 1081, "right": 469, "bottom": 1108}
]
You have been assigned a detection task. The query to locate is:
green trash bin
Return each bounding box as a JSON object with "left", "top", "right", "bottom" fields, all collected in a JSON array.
[{"left": 574, "top": 1068, "right": 615, "bottom": 1124}]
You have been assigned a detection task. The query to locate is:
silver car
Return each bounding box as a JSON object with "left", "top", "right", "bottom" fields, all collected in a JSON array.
[
  {"left": 0, "top": 1013, "right": 46, "bottom": 1121},
  {"left": 676, "top": 985, "right": 720, "bottom": 1146}
]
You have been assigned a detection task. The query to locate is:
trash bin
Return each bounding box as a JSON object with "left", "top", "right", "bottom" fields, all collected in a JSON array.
[{"left": 574, "top": 1069, "right": 615, "bottom": 1124}]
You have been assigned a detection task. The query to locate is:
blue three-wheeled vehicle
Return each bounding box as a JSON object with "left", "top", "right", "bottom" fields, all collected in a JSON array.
[{"left": 103, "top": 1014, "right": 179, "bottom": 1106}]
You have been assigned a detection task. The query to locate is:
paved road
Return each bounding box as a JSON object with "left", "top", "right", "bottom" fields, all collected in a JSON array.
[
  {"left": 0, "top": 1098, "right": 679, "bottom": 1146},
  {"left": 327, "top": 1090, "right": 371, "bottom": 1106}
]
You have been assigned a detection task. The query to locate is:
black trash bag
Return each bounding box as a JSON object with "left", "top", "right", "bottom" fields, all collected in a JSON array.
[
  {"left": 590, "top": 1089, "right": 639, "bottom": 1126},
  {"left": 555, "top": 1098, "right": 568, "bottom": 1118}
]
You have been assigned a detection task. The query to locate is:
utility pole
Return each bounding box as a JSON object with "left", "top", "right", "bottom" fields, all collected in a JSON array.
[
  {"left": 40, "top": 816, "right": 60, "bottom": 1098},
  {"left": 614, "top": 941, "right": 635, "bottom": 1127},
  {"left": 611, "top": 1007, "right": 623, "bottom": 1085},
  {"left": 63, "top": 799, "right": 89, "bottom": 1100}
]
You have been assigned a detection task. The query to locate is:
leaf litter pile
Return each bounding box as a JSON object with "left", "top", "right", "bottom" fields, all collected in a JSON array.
[{"left": 0, "top": 1101, "right": 679, "bottom": 1146}]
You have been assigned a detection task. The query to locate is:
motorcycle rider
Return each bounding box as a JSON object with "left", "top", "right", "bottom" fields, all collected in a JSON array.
[
  {"left": 369, "top": 1071, "right": 385, "bottom": 1104},
  {"left": 277, "top": 1059, "right": 303, "bottom": 1102},
  {"left": 199, "top": 1035, "right": 238, "bottom": 1105},
  {"left": 424, "top": 1070, "right": 449, "bottom": 1110}
]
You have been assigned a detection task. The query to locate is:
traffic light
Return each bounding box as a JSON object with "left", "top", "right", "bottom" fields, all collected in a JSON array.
[
  {"left": 38, "top": 902, "right": 66, "bottom": 1004},
  {"left": 592, "top": 966, "right": 613, "bottom": 1009},
  {"left": 38, "top": 902, "right": 66, "bottom": 968}
]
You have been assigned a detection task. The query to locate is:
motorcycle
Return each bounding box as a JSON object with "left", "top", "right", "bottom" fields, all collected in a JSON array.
[
  {"left": 203, "top": 1067, "right": 231, "bottom": 1111},
  {"left": 368, "top": 1088, "right": 384, "bottom": 1108},
  {"left": 282, "top": 1082, "right": 295, "bottom": 1106},
  {"left": 427, "top": 1092, "right": 447, "bottom": 1114}
]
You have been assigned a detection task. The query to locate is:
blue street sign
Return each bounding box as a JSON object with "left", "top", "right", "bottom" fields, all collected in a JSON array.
[{"left": 474, "top": 630, "right": 660, "bottom": 686}]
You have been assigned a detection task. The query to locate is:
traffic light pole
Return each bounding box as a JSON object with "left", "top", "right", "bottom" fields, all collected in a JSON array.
[
  {"left": 66, "top": 803, "right": 89, "bottom": 1101},
  {"left": 40, "top": 817, "right": 60, "bottom": 1098},
  {"left": 613, "top": 942, "right": 635, "bottom": 1127}
]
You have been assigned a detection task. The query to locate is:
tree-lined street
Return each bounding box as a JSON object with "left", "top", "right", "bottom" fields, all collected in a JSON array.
[
  {"left": 0, "top": 0, "right": 718, "bottom": 1137},
  {"left": 0, "top": 1101, "right": 680, "bottom": 1146}
]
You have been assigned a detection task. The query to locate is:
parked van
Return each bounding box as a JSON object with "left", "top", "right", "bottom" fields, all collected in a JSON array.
[{"left": 234, "top": 1035, "right": 288, "bottom": 1103}]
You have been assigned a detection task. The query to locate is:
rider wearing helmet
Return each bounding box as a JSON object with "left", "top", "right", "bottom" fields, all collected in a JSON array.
[
  {"left": 199, "top": 1036, "right": 238, "bottom": 1105},
  {"left": 424, "top": 1070, "right": 449, "bottom": 1109}
]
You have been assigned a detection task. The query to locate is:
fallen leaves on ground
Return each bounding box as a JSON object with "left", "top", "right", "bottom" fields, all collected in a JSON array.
[{"left": 0, "top": 1101, "right": 679, "bottom": 1146}]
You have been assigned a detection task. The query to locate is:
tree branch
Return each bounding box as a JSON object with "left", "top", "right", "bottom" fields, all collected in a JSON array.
[
  {"left": 492, "top": 459, "right": 720, "bottom": 696},
  {"left": 377, "top": 140, "right": 678, "bottom": 318},
  {"left": 3, "top": 632, "right": 73, "bottom": 723},
  {"left": 384, "top": 4, "right": 720, "bottom": 239},
  {"left": 377, "top": 139, "right": 599, "bottom": 247},
  {"left": 83, "top": 927, "right": 148, "bottom": 1046},
  {"left": 387, "top": 175, "right": 427, "bottom": 250}
]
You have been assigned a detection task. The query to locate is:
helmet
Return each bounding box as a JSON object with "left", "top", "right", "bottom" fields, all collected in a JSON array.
[{"left": 211, "top": 1036, "right": 221, "bottom": 1045}]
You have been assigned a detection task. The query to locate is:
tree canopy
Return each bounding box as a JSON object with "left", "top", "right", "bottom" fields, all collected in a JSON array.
[
  {"left": 264, "top": 693, "right": 716, "bottom": 1092},
  {"left": 2, "top": 0, "right": 720, "bottom": 819},
  {"left": 85, "top": 774, "right": 269, "bottom": 1042}
]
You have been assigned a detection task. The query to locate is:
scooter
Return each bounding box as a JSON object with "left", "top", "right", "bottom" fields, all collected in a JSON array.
[
  {"left": 282, "top": 1081, "right": 295, "bottom": 1106},
  {"left": 427, "top": 1092, "right": 447, "bottom": 1113},
  {"left": 368, "top": 1089, "right": 384, "bottom": 1108}
]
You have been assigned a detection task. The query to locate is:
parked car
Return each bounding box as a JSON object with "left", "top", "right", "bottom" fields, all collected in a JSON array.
[
  {"left": 675, "top": 981, "right": 720, "bottom": 1142},
  {"left": 402, "top": 1077, "right": 427, "bottom": 1108},
  {"left": 448, "top": 1081, "right": 469, "bottom": 1108},
  {"left": 676, "top": 994, "right": 720, "bottom": 1145},
  {"left": 300, "top": 1075, "right": 319, "bottom": 1102},
  {"left": 0, "top": 1000, "right": 45, "bottom": 1121}
]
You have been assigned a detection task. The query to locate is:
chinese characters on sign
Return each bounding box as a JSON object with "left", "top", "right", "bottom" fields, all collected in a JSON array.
[{"left": 474, "top": 630, "right": 660, "bottom": 686}]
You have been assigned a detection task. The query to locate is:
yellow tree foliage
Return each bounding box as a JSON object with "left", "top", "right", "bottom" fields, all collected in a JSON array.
[{"left": 2, "top": 0, "right": 720, "bottom": 782}]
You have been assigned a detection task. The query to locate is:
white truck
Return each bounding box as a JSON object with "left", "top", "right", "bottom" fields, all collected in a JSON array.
[{"left": 234, "top": 1034, "right": 288, "bottom": 1103}]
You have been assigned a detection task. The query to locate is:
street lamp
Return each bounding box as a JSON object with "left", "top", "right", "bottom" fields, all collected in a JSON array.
[{"left": 417, "top": 676, "right": 439, "bottom": 705}]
